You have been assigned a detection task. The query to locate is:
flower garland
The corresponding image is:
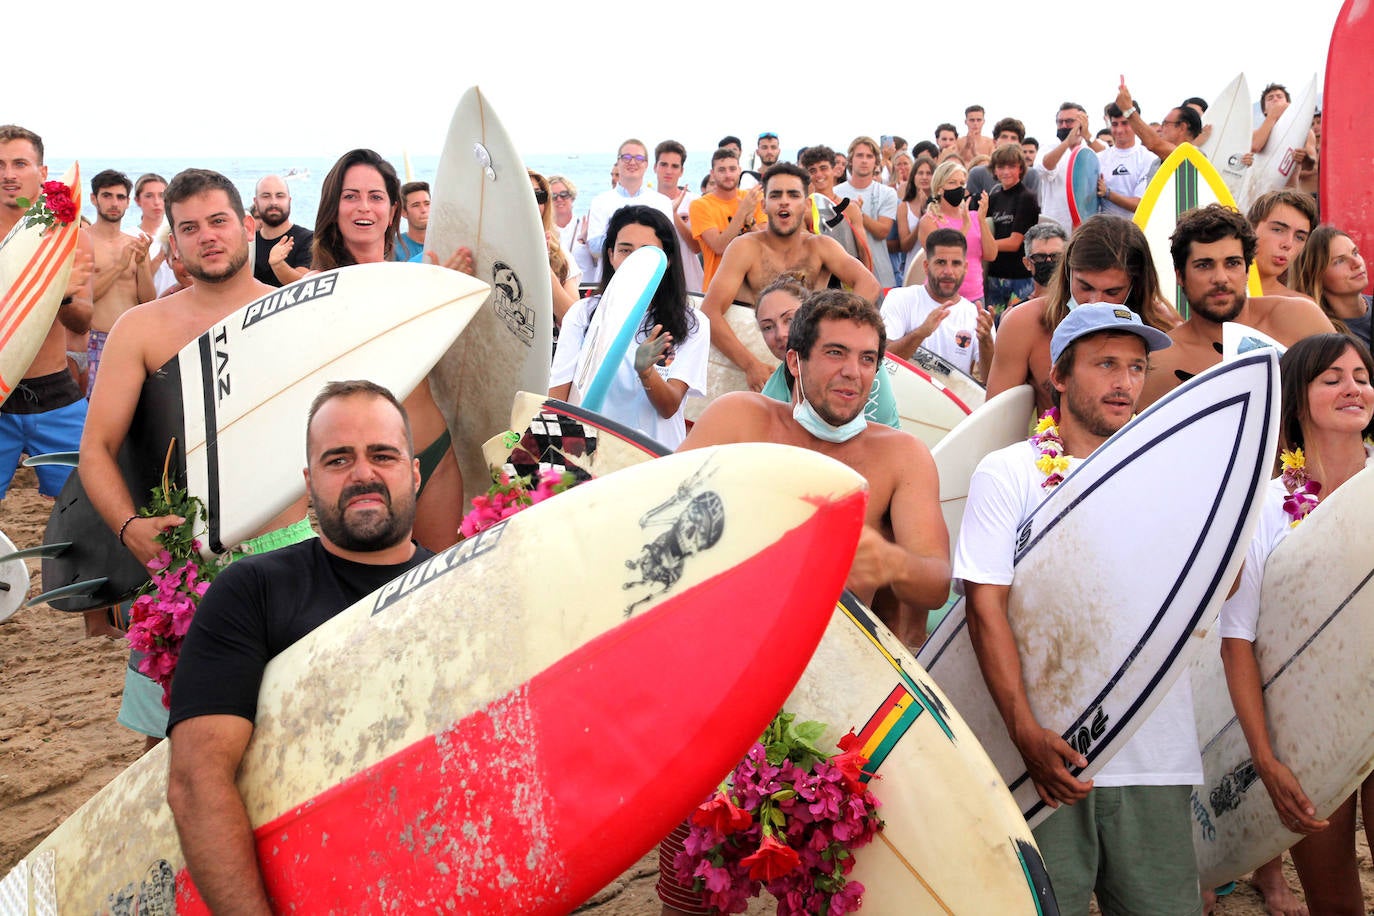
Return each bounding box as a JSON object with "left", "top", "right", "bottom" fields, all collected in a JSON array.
[
  {"left": 1030, "top": 407, "right": 1070, "bottom": 488},
  {"left": 16, "top": 181, "right": 78, "bottom": 232},
  {"left": 125, "top": 441, "right": 218, "bottom": 708},
  {"left": 674, "top": 711, "right": 884, "bottom": 915},
  {"left": 459, "top": 468, "right": 579, "bottom": 539},
  {"left": 1278, "top": 448, "right": 1321, "bottom": 528}
]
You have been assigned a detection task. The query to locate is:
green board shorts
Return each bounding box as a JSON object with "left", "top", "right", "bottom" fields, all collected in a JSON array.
[
  {"left": 118, "top": 518, "right": 317, "bottom": 738},
  {"left": 1031, "top": 784, "right": 1202, "bottom": 916}
]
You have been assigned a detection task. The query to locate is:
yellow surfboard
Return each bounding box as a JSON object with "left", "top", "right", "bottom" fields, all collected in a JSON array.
[{"left": 1134, "top": 142, "right": 1263, "bottom": 318}]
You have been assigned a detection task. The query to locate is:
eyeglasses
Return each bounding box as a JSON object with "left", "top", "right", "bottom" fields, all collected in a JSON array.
[
  {"left": 533, "top": 188, "right": 549, "bottom": 205},
  {"left": 551, "top": 190, "right": 573, "bottom": 202},
  {"left": 1055, "top": 119, "right": 1078, "bottom": 127},
  {"left": 619, "top": 153, "right": 648, "bottom": 164},
  {"left": 1028, "top": 254, "right": 1060, "bottom": 264}
]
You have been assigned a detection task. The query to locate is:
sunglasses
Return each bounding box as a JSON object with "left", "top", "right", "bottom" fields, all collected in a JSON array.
[
  {"left": 551, "top": 190, "right": 573, "bottom": 202},
  {"left": 533, "top": 188, "right": 549, "bottom": 205},
  {"left": 758, "top": 132, "right": 778, "bottom": 140},
  {"left": 1028, "top": 254, "right": 1060, "bottom": 264}
]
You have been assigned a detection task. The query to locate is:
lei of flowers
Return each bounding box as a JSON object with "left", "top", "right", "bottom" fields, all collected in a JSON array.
[
  {"left": 1278, "top": 447, "right": 1321, "bottom": 527},
  {"left": 459, "top": 468, "right": 579, "bottom": 539},
  {"left": 674, "top": 711, "right": 884, "bottom": 915},
  {"left": 15, "top": 181, "right": 78, "bottom": 232},
  {"left": 1030, "top": 407, "right": 1070, "bottom": 488},
  {"left": 125, "top": 441, "right": 218, "bottom": 708}
]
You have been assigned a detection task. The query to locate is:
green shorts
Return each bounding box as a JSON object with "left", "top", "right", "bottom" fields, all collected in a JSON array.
[
  {"left": 118, "top": 518, "right": 316, "bottom": 738},
  {"left": 1032, "top": 784, "right": 1202, "bottom": 916}
]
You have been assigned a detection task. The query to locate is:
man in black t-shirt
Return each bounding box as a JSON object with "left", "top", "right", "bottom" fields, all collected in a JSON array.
[
  {"left": 166, "top": 380, "right": 433, "bottom": 914},
  {"left": 252, "top": 175, "right": 314, "bottom": 286}
]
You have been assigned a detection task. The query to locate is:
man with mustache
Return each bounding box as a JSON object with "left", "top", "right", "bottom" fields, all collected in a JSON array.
[
  {"left": 252, "top": 174, "right": 313, "bottom": 287},
  {"left": 1139, "top": 204, "right": 1333, "bottom": 410},
  {"left": 81, "top": 168, "right": 315, "bottom": 748},
  {"left": 167, "top": 379, "right": 431, "bottom": 914}
]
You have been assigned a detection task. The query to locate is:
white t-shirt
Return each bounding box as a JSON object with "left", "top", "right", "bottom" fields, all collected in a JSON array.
[
  {"left": 549, "top": 295, "right": 710, "bottom": 450},
  {"left": 953, "top": 440, "right": 1203, "bottom": 786},
  {"left": 880, "top": 285, "right": 984, "bottom": 376},
  {"left": 1220, "top": 449, "right": 1374, "bottom": 642},
  {"left": 835, "top": 180, "right": 899, "bottom": 288},
  {"left": 661, "top": 189, "right": 705, "bottom": 294},
  {"left": 1095, "top": 143, "right": 1157, "bottom": 218},
  {"left": 584, "top": 186, "right": 677, "bottom": 284},
  {"left": 1033, "top": 140, "right": 1086, "bottom": 232}
]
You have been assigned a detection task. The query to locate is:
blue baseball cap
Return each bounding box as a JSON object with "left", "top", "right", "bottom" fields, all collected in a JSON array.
[{"left": 1050, "top": 302, "right": 1172, "bottom": 364}]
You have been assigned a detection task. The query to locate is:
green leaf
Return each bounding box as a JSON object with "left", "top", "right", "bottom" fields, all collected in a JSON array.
[{"left": 16, "top": 197, "right": 31, "bottom": 209}]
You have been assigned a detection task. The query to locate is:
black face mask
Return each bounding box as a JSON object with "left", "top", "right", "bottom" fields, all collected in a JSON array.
[
  {"left": 1031, "top": 258, "right": 1059, "bottom": 285},
  {"left": 942, "top": 187, "right": 967, "bottom": 207},
  {"left": 1056, "top": 126, "right": 1073, "bottom": 142}
]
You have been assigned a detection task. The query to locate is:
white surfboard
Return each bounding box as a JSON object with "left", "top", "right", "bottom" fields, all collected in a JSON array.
[
  {"left": 1200, "top": 73, "right": 1253, "bottom": 199},
  {"left": 571, "top": 246, "right": 666, "bottom": 409},
  {"left": 0, "top": 528, "right": 30, "bottom": 623},
  {"left": 3, "top": 443, "right": 868, "bottom": 916},
  {"left": 1222, "top": 321, "right": 1286, "bottom": 361},
  {"left": 884, "top": 354, "right": 972, "bottom": 449},
  {"left": 482, "top": 391, "right": 667, "bottom": 484},
  {"left": 907, "top": 345, "right": 987, "bottom": 412},
  {"left": 425, "top": 86, "right": 554, "bottom": 501},
  {"left": 918, "top": 351, "right": 1279, "bottom": 826},
  {"left": 786, "top": 593, "right": 1057, "bottom": 914},
  {"left": 1238, "top": 75, "right": 1318, "bottom": 212},
  {"left": 0, "top": 163, "right": 80, "bottom": 406},
  {"left": 683, "top": 298, "right": 778, "bottom": 423},
  {"left": 1135, "top": 143, "right": 1263, "bottom": 319},
  {"left": 1191, "top": 465, "right": 1374, "bottom": 887}
]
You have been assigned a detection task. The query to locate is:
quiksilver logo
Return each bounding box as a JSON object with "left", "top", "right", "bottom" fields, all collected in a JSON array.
[{"left": 241, "top": 273, "right": 338, "bottom": 329}]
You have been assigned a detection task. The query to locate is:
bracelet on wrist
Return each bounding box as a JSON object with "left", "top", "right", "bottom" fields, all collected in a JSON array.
[{"left": 118, "top": 514, "right": 139, "bottom": 546}]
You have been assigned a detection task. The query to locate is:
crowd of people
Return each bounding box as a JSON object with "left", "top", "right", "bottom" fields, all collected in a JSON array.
[{"left": 0, "top": 69, "right": 1366, "bottom": 914}]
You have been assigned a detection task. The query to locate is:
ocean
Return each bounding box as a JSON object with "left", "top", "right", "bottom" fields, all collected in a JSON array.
[{"left": 47, "top": 151, "right": 721, "bottom": 234}]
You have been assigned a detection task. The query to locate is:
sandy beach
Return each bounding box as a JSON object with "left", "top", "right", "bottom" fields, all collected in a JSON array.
[{"left": 0, "top": 463, "right": 1368, "bottom": 913}]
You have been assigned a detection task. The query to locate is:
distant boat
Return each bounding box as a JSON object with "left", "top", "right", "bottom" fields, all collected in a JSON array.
[{"left": 282, "top": 167, "right": 310, "bottom": 182}]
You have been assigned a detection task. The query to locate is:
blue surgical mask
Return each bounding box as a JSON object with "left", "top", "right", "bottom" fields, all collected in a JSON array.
[
  {"left": 792, "top": 366, "right": 867, "bottom": 443},
  {"left": 1066, "top": 296, "right": 1082, "bottom": 311}
]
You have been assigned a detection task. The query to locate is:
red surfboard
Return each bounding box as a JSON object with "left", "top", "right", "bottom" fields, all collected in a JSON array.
[{"left": 1322, "top": 0, "right": 1374, "bottom": 292}]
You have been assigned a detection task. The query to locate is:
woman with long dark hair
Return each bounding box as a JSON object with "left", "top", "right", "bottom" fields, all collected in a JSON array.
[{"left": 548, "top": 205, "right": 707, "bottom": 448}]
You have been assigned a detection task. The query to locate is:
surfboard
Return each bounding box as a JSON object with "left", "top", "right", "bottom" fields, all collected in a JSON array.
[
  {"left": 0, "top": 163, "right": 80, "bottom": 407},
  {"left": 473, "top": 405, "right": 1060, "bottom": 912},
  {"left": 39, "top": 263, "right": 489, "bottom": 611},
  {"left": 1222, "top": 321, "right": 1286, "bottom": 361},
  {"left": 1134, "top": 143, "right": 1263, "bottom": 319},
  {"left": 883, "top": 353, "right": 971, "bottom": 448},
  {"left": 1, "top": 443, "right": 866, "bottom": 915},
  {"left": 1322, "top": 0, "right": 1374, "bottom": 292},
  {"left": 482, "top": 390, "right": 667, "bottom": 483},
  {"left": 1065, "top": 145, "right": 1099, "bottom": 228},
  {"left": 1200, "top": 73, "right": 1253, "bottom": 199},
  {"left": 425, "top": 86, "right": 554, "bottom": 502},
  {"left": 917, "top": 351, "right": 1279, "bottom": 826},
  {"left": 0, "top": 528, "right": 30, "bottom": 624},
  {"left": 571, "top": 246, "right": 666, "bottom": 411},
  {"left": 1238, "top": 75, "right": 1318, "bottom": 212},
  {"left": 1191, "top": 464, "right": 1374, "bottom": 887},
  {"left": 907, "top": 345, "right": 987, "bottom": 411},
  {"left": 683, "top": 298, "right": 778, "bottom": 423},
  {"left": 785, "top": 591, "right": 1059, "bottom": 915}
]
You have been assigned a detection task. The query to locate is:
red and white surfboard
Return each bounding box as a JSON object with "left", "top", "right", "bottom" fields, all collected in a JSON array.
[
  {"left": 3, "top": 443, "right": 867, "bottom": 914},
  {"left": 0, "top": 163, "right": 80, "bottom": 405}
]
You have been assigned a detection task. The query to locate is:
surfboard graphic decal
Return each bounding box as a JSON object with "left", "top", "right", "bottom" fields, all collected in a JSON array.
[
  {"left": 840, "top": 594, "right": 955, "bottom": 741},
  {"left": 197, "top": 334, "right": 224, "bottom": 553}
]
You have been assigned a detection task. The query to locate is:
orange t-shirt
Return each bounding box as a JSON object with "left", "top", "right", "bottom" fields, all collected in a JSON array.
[{"left": 689, "top": 191, "right": 767, "bottom": 290}]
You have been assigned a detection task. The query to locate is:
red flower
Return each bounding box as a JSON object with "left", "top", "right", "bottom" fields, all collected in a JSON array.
[
  {"left": 740, "top": 834, "right": 800, "bottom": 882},
  {"left": 40, "top": 181, "right": 77, "bottom": 224},
  {"left": 692, "top": 790, "right": 754, "bottom": 836},
  {"left": 831, "top": 733, "right": 874, "bottom": 794}
]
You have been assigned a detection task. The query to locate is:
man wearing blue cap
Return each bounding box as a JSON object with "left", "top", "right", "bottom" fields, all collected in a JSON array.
[{"left": 954, "top": 303, "right": 1204, "bottom": 914}]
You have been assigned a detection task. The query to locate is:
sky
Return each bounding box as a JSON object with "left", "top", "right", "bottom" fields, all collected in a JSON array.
[{"left": 17, "top": 0, "right": 1348, "bottom": 160}]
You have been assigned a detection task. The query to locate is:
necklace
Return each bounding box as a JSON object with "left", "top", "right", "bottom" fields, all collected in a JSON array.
[
  {"left": 1278, "top": 447, "right": 1321, "bottom": 527},
  {"left": 1030, "top": 408, "right": 1069, "bottom": 489}
]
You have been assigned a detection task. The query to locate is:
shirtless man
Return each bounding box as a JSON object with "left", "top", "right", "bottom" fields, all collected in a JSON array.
[
  {"left": 657, "top": 290, "right": 951, "bottom": 915},
  {"left": 0, "top": 126, "right": 94, "bottom": 508},
  {"left": 82, "top": 168, "right": 312, "bottom": 742},
  {"left": 87, "top": 169, "right": 154, "bottom": 396},
  {"left": 956, "top": 105, "right": 997, "bottom": 162},
  {"left": 1251, "top": 83, "right": 1318, "bottom": 179},
  {"left": 1139, "top": 204, "right": 1333, "bottom": 410},
  {"left": 1247, "top": 189, "right": 1317, "bottom": 296},
  {"left": 699, "top": 163, "right": 879, "bottom": 390},
  {"left": 986, "top": 214, "right": 1178, "bottom": 415}
]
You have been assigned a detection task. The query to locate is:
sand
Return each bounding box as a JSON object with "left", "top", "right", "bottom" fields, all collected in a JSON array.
[{"left": 1, "top": 463, "right": 1369, "bottom": 914}]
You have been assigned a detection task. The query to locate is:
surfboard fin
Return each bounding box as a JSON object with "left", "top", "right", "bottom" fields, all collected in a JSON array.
[
  {"left": 28, "top": 577, "right": 110, "bottom": 608},
  {"left": 22, "top": 451, "right": 79, "bottom": 467},
  {"left": 0, "top": 542, "right": 72, "bottom": 563}
]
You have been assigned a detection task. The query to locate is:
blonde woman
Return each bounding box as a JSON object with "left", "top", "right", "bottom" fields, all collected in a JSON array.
[
  {"left": 529, "top": 169, "right": 579, "bottom": 324},
  {"left": 916, "top": 160, "right": 995, "bottom": 303}
]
